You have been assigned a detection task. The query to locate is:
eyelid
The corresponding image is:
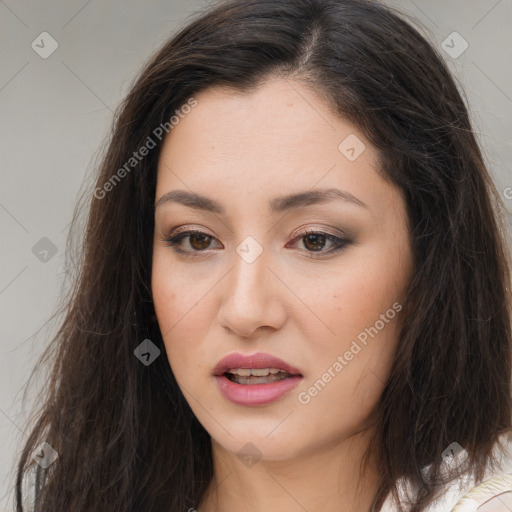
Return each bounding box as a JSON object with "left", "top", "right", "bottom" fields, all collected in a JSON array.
[
  {"left": 162, "top": 229, "right": 222, "bottom": 255},
  {"left": 162, "top": 223, "right": 347, "bottom": 241},
  {"left": 163, "top": 224, "right": 216, "bottom": 238},
  {"left": 292, "top": 225, "right": 348, "bottom": 239}
]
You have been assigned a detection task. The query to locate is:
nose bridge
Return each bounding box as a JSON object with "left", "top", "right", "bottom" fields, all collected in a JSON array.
[
  {"left": 229, "top": 238, "right": 269, "bottom": 305},
  {"left": 218, "top": 236, "right": 285, "bottom": 335}
]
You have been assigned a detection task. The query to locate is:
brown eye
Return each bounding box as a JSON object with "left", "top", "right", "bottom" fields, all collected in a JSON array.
[
  {"left": 287, "top": 229, "right": 351, "bottom": 258},
  {"left": 302, "top": 233, "right": 327, "bottom": 251},
  {"left": 163, "top": 229, "right": 349, "bottom": 259},
  {"left": 189, "top": 233, "right": 212, "bottom": 250},
  {"left": 162, "top": 229, "right": 220, "bottom": 255}
]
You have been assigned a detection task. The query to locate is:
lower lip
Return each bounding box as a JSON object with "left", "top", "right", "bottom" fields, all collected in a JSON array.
[{"left": 215, "top": 374, "right": 302, "bottom": 406}]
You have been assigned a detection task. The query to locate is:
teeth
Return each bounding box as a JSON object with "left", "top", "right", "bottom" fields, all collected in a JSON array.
[
  {"left": 227, "top": 368, "right": 285, "bottom": 377},
  {"left": 229, "top": 368, "right": 251, "bottom": 376},
  {"left": 226, "top": 372, "right": 292, "bottom": 385}
]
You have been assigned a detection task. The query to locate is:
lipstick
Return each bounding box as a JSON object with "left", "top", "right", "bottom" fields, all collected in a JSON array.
[{"left": 213, "top": 352, "right": 303, "bottom": 406}]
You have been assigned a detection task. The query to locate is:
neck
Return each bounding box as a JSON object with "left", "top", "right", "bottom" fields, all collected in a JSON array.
[{"left": 198, "top": 427, "right": 381, "bottom": 512}]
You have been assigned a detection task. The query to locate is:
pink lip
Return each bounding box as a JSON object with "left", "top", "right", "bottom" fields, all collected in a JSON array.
[
  {"left": 213, "top": 352, "right": 303, "bottom": 406},
  {"left": 213, "top": 352, "right": 302, "bottom": 376}
]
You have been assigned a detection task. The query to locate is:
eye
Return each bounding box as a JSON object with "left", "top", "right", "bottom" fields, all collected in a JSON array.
[
  {"left": 161, "top": 228, "right": 351, "bottom": 258},
  {"left": 287, "top": 228, "right": 350, "bottom": 258},
  {"left": 162, "top": 229, "right": 221, "bottom": 256}
]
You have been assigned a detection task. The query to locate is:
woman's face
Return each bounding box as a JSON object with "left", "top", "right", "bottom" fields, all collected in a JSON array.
[{"left": 152, "top": 77, "right": 414, "bottom": 461}]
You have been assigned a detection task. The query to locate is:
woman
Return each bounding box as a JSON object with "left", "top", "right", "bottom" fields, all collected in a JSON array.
[{"left": 15, "top": 0, "right": 512, "bottom": 510}]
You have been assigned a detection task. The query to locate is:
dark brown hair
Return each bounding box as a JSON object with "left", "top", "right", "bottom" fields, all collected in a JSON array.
[{"left": 15, "top": 0, "right": 512, "bottom": 510}]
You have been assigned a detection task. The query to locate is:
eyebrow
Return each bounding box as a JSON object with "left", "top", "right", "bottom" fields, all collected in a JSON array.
[{"left": 154, "top": 187, "right": 368, "bottom": 213}]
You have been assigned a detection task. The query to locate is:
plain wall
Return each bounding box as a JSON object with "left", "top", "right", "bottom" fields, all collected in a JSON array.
[{"left": 1, "top": 0, "right": 511, "bottom": 509}]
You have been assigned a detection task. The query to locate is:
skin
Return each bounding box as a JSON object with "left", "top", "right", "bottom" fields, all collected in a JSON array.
[{"left": 151, "top": 76, "right": 414, "bottom": 512}]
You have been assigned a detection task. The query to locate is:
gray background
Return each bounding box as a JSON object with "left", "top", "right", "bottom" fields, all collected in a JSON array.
[{"left": 1, "top": 1, "right": 511, "bottom": 509}]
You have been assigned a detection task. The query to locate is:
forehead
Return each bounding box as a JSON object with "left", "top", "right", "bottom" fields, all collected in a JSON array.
[
  {"left": 160, "top": 77, "right": 359, "bottom": 161},
  {"left": 155, "top": 77, "right": 398, "bottom": 221}
]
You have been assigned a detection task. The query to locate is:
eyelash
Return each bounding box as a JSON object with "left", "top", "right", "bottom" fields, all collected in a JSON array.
[{"left": 161, "top": 228, "right": 351, "bottom": 259}]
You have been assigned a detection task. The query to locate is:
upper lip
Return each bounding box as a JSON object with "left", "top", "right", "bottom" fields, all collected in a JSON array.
[{"left": 213, "top": 352, "right": 303, "bottom": 376}]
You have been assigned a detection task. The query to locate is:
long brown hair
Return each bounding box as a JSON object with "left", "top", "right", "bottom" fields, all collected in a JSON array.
[{"left": 15, "top": 0, "right": 512, "bottom": 510}]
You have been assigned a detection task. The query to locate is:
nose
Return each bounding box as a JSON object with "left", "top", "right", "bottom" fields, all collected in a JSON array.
[{"left": 216, "top": 245, "right": 287, "bottom": 338}]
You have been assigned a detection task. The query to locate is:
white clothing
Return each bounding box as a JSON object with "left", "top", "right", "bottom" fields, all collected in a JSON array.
[{"left": 381, "top": 434, "right": 512, "bottom": 511}]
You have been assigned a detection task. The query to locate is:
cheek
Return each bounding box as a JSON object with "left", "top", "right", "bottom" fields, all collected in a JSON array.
[
  {"left": 296, "top": 254, "right": 405, "bottom": 415},
  {"left": 151, "top": 256, "right": 213, "bottom": 371},
  {"left": 152, "top": 251, "right": 211, "bottom": 328},
  {"left": 303, "top": 257, "right": 403, "bottom": 352}
]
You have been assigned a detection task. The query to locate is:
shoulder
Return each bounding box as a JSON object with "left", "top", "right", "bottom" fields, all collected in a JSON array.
[
  {"left": 381, "top": 433, "right": 512, "bottom": 512},
  {"left": 452, "top": 473, "right": 512, "bottom": 511},
  {"left": 439, "top": 434, "right": 512, "bottom": 512}
]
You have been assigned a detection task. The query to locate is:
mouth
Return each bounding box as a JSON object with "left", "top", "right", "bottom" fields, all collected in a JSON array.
[
  {"left": 213, "top": 351, "right": 303, "bottom": 382},
  {"left": 223, "top": 367, "right": 297, "bottom": 385},
  {"left": 213, "top": 352, "right": 303, "bottom": 405}
]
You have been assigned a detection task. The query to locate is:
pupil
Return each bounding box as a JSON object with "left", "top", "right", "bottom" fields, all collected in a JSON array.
[
  {"left": 304, "top": 234, "right": 325, "bottom": 251},
  {"left": 190, "top": 234, "right": 211, "bottom": 250}
]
